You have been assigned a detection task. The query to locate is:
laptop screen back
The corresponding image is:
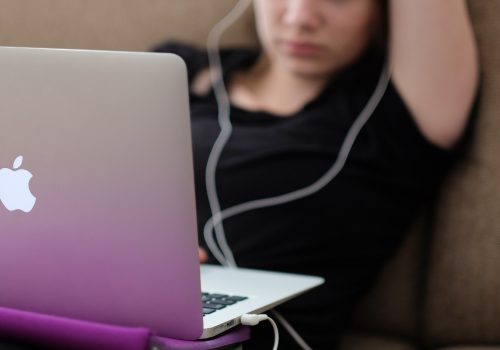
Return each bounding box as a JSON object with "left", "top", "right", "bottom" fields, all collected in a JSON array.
[{"left": 0, "top": 47, "right": 203, "bottom": 340}]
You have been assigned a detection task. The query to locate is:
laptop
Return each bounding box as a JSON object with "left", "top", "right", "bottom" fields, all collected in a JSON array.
[{"left": 0, "top": 46, "right": 324, "bottom": 341}]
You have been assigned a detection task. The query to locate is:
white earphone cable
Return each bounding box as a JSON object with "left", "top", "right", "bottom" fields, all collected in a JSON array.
[
  {"left": 205, "top": 0, "right": 253, "bottom": 268},
  {"left": 203, "top": 1, "right": 391, "bottom": 349}
]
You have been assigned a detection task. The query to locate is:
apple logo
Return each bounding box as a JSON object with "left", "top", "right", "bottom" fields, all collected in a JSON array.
[{"left": 0, "top": 156, "right": 37, "bottom": 213}]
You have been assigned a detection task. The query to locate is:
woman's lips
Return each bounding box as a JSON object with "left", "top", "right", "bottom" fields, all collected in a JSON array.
[{"left": 279, "top": 40, "right": 322, "bottom": 56}]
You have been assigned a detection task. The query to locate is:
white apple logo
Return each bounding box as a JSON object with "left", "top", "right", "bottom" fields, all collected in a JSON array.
[{"left": 0, "top": 156, "right": 37, "bottom": 213}]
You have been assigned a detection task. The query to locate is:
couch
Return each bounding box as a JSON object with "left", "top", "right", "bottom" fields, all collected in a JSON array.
[{"left": 0, "top": 1, "right": 499, "bottom": 349}]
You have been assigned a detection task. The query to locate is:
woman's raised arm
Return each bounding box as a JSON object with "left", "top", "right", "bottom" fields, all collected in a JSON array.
[{"left": 389, "top": 0, "right": 479, "bottom": 149}]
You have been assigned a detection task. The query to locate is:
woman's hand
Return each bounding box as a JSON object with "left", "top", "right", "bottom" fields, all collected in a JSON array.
[{"left": 199, "top": 247, "right": 208, "bottom": 263}]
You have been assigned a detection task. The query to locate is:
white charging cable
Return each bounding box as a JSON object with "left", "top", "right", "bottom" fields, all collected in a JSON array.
[
  {"left": 240, "top": 314, "right": 279, "bottom": 350},
  {"left": 204, "top": 0, "right": 390, "bottom": 349}
]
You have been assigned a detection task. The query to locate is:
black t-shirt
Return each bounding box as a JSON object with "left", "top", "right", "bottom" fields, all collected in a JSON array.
[{"left": 154, "top": 42, "right": 461, "bottom": 349}]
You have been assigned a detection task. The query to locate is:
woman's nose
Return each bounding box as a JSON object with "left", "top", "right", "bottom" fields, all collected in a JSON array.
[{"left": 283, "top": 0, "right": 321, "bottom": 29}]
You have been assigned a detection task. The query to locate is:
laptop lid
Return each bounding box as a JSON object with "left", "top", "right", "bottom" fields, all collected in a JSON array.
[{"left": 0, "top": 47, "right": 204, "bottom": 340}]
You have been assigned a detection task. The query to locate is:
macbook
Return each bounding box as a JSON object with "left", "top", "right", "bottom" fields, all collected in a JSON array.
[{"left": 0, "top": 46, "right": 324, "bottom": 341}]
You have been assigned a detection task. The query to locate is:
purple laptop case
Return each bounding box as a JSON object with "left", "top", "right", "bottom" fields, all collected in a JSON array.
[{"left": 0, "top": 306, "right": 250, "bottom": 350}]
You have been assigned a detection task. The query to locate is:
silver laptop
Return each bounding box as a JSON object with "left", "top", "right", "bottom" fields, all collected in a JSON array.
[{"left": 0, "top": 46, "right": 324, "bottom": 340}]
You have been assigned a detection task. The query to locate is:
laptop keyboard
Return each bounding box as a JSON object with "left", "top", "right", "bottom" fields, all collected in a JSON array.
[{"left": 201, "top": 292, "right": 248, "bottom": 316}]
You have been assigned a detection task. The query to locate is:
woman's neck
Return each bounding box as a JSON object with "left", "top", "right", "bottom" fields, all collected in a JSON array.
[{"left": 229, "top": 55, "right": 331, "bottom": 117}]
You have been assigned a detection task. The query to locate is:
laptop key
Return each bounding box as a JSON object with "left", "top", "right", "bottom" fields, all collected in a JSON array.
[
  {"left": 227, "top": 295, "right": 248, "bottom": 302},
  {"left": 203, "top": 302, "right": 226, "bottom": 310},
  {"left": 211, "top": 298, "right": 236, "bottom": 305},
  {"left": 201, "top": 292, "right": 249, "bottom": 317},
  {"left": 203, "top": 308, "right": 216, "bottom": 315},
  {"left": 207, "top": 293, "right": 228, "bottom": 299}
]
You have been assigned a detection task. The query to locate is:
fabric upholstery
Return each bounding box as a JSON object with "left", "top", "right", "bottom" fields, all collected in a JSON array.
[
  {"left": 0, "top": 0, "right": 257, "bottom": 51},
  {"left": 422, "top": 1, "right": 500, "bottom": 347}
]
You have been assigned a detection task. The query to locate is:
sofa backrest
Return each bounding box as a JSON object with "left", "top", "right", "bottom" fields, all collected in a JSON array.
[
  {"left": 421, "top": 1, "right": 500, "bottom": 347},
  {"left": 0, "top": 0, "right": 257, "bottom": 50}
]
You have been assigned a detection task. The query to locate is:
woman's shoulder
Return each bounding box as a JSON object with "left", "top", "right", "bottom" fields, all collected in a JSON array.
[
  {"left": 152, "top": 40, "right": 260, "bottom": 94},
  {"left": 153, "top": 40, "right": 258, "bottom": 71},
  {"left": 336, "top": 46, "right": 477, "bottom": 160}
]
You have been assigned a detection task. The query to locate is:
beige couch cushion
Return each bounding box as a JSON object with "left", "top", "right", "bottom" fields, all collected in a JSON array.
[
  {"left": 0, "top": 0, "right": 257, "bottom": 51},
  {"left": 422, "top": 1, "right": 500, "bottom": 347}
]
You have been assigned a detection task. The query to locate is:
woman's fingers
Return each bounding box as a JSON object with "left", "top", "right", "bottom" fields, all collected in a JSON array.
[{"left": 198, "top": 247, "right": 208, "bottom": 263}]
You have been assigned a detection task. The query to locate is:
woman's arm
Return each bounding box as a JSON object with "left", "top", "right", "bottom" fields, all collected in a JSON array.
[{"left": 390, "top": 0, "right": 479, "bottom": 149}]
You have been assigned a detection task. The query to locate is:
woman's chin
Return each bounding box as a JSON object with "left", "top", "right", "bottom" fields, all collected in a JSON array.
[{"left": 285, "top": 64, "right": 336, "bottom": 81}]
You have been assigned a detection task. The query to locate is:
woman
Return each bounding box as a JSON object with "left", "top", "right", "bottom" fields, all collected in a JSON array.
[{"left": 156, "top": 0, "right": 479, "bottom": 348}]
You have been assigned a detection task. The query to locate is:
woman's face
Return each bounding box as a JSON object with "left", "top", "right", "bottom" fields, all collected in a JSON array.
[{"left": 253, "top": 0, "right": 381, "bottom": 79}]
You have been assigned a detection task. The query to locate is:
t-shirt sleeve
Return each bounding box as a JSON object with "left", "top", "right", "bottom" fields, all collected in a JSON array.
[
  {"left": 372, "top": 79, "right": 461, "bottom": 170},
  {"left": 152, "top": 41, "right": 208, "bottom": 83}
]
